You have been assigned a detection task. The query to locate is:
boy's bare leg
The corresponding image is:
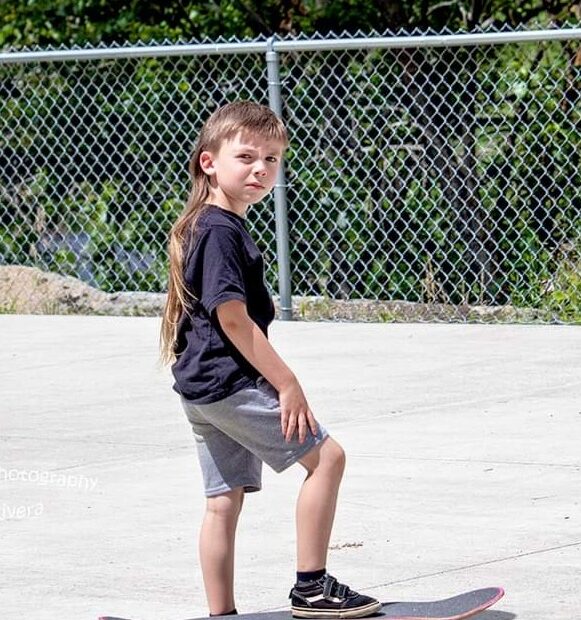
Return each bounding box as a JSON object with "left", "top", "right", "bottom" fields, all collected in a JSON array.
[
  {"left": 296, "top": 437, "right": 346, "bottom": 571},
  {"left": 199, "top": 488, "right": 244, "bottom": 614}
]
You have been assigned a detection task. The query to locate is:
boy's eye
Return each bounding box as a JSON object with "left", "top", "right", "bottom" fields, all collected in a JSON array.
[{"left": 237, "top": 154, "right": 278, "bottom": 163}]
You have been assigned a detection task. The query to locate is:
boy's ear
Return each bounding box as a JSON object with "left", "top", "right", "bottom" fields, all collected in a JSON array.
[{"left": 199, "top": 151, "right": 216, "bottom": 175}]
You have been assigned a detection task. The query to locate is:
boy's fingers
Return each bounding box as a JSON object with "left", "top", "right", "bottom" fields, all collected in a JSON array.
[
  {"left": 280, "top": 408, "right": 289, "bottom": 434},
  {"left": 285, "top": 413, "right": 297, "bottom": 442},
  {"left": 297, "top": 414, "right": 307, "bottom": 444},
  {"left": 307, "top": 409, "right": 318, "bottom": 436}
]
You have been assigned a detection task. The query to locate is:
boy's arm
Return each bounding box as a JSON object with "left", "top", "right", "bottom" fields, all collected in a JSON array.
[{"left": 216, "top": 299, "right": 317, "bottom": 444}]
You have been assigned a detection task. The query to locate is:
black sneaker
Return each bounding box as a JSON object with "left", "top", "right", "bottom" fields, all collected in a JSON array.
[{"left": 289, "top": 573, "right": 381, "bottom": 618}]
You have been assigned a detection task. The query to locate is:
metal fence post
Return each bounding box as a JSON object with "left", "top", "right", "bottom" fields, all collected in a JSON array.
[{"left": 266, "top": 36, "right": 293, "bottom": 320}]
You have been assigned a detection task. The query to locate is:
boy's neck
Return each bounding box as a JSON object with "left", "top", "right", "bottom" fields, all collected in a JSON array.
[
  {"left": 213, "top": 203, "right": 247, "bottom": 218},
  {"left": 207, "top": 202, "right": 248, "bottom": 220}
]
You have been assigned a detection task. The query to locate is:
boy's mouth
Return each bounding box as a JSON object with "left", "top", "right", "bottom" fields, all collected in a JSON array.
[{"left": 246, "top": 183, "right": 265, "bottom": 189}]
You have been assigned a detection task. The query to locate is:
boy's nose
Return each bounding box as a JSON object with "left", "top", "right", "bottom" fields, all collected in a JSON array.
[{"left": 253, "top": 161, "right": 267, "bottom": 176}]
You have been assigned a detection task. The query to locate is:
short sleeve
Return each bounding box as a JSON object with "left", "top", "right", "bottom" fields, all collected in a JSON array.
[{"left": 185, "top": 225, "right": 247, "bottom": 315}]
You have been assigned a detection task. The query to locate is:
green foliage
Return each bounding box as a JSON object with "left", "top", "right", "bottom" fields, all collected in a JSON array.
[
  {"left": 274, "top": 36, "right": 579, "bottom": 314},
  {"left": 0, "top": 299, "right": 18, "bottom": 314},
  {"left": 1, "top": 0, "right": 577, "bottom": 50},
  {"left": 1, "top": 1, "right": 199, "bottom": 48},
  {"left": 533, "top": 241, "right": 581, "bottom": 323},
  {"left": 0, "top": 50, "right": 271, "bottom": 293},
  {"left": 0, "top": 2, "right": 579, "bottom": 321}
]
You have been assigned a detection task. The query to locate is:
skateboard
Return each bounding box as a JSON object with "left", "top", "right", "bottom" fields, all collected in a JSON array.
[{"left": 99, "top": 585, "right": 504, "bottom": 620}]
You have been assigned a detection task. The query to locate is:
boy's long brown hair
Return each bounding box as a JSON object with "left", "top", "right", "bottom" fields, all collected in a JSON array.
[{"left": 159, "top": 101, "right": 289, "bottom": 366}]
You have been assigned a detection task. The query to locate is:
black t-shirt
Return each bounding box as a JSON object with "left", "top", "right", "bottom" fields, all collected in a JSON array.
[{"left": 171, "top": 204, "right": 275, "bottom": 403}]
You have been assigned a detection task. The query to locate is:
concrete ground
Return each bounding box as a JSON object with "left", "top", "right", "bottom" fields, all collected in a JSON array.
[{"left": 0, "top": 315, "right": 579, "bottom": 620}]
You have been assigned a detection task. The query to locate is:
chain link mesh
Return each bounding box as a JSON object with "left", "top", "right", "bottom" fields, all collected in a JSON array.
[{"left": 1, "top": 28, "right": 579, "bottom": 321}]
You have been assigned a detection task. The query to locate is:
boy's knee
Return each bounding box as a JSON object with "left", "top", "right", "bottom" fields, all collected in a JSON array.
[
  {"left": 322, "top": 439, "right": 346, "bottom": 477},
  {"left": 332, "top": 442, "right": 346, "bottom": 474},
  {"left": 300, "top": 437, "right": 345, "bottom": 478},
  {"left": 206, "top": 489, "right": 244, "bottom": 520}
]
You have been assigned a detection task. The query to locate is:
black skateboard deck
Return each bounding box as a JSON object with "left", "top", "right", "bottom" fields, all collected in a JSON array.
[{"left": 99, "top": 585, "right": 504, "bottom": 620}]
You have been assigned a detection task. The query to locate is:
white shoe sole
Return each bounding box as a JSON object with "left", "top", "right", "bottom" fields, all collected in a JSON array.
[{"left": 291, "top": 601, "right": 382, "bottom": 619}]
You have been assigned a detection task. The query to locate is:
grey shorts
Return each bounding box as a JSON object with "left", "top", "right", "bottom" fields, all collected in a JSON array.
[{"left": 180, "top": 376, "right": 328, "bottom": 497}]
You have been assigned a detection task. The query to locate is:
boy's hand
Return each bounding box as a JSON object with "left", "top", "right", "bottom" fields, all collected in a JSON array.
[
  {"left": 278, "top": 378, "right": 318, "bottom": 444},
  {"left": 215, "top": 300, "right": 318, "bottom": 443}
]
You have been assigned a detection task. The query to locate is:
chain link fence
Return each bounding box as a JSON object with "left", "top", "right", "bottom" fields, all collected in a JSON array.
[{"left": 1, "top": 27, "right": 580, "bottom": 322}]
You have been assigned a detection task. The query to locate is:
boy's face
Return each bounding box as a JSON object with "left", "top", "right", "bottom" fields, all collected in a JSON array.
[{"left": 200, "top": 130, "right": 285, "bottom": 217}]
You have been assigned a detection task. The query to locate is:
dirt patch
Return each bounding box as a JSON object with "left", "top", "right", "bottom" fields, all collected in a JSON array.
[{"left": 0, "top": 265, "right": 165, "bottom": 316}]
